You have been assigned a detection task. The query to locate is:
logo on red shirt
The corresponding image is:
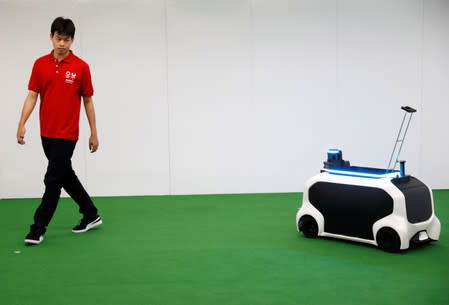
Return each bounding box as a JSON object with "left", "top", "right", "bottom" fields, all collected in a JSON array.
[{"left": 65, "top": 71, "right": 77, "bottom": 84}]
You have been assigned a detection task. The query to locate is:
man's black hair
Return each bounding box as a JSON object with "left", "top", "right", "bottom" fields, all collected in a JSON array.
[{"left": 51, "top": 17, "right": 75, "bottom": 38}]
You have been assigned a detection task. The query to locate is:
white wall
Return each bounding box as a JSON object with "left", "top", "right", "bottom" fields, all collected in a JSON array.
[
  {"left": 421, "top": 0, "right": 449, "bottom": 189},
  {"left": 1, "top": 0, "right": 448, "bottom": 199}
]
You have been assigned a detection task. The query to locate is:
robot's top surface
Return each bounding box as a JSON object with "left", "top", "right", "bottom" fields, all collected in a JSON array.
[{"left": 322, "top": 149, "right": 400, "bottom": 179}]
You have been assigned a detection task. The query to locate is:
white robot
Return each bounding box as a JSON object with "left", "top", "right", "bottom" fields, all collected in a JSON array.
[{"left": 296, "top": 107, "right": 441, "bottom": 252}]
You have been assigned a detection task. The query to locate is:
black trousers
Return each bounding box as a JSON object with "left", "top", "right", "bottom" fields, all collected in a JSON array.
[{"left": 30, "top": 137, "right": 98, "bottom": 234}]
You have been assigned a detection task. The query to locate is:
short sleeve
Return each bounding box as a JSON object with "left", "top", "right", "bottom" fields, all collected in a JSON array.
[
  {"left": 81, "top": 63, "right": 94, "bottom": 97},
  {"left": 27, "top": 60, "right": 40, "bottom": 93}
]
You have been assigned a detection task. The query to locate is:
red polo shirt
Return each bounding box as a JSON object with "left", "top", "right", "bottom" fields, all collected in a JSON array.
[{"left": 28, "top": 50, "right": 94, "bottom": 141}]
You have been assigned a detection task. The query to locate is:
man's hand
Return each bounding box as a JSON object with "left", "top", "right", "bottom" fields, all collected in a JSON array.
[
  {"left": 17, "top": 125, "right": 26, "bottom": 145},
  {"left": 89, "top": 134, "right": 99, "bottom": 153}
]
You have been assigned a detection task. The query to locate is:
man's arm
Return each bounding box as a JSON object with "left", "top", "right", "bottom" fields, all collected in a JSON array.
[
  {"left": 83, "top": 96, "right": 99, "bottom": 153},
  {"left": 17, "top": 91, "right": 38, "bottom": 145}
]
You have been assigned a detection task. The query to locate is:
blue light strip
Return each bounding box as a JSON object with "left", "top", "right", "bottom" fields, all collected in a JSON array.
[{"left": 323, "top": 168, "right": 399, "bottom": 179}]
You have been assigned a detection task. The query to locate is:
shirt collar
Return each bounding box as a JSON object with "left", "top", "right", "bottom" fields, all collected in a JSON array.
[{"left": 47, "top": 50, "right": 75, "bottom": 63}]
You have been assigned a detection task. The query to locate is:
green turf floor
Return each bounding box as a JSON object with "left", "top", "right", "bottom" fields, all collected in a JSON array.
[{"left": 1, "top": 191, "right": 448, "bottom": 305}]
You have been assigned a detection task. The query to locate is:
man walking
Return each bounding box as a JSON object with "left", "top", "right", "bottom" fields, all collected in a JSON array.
[{"left": 17, "top": 17, "right": 102, "bottom": 245}]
